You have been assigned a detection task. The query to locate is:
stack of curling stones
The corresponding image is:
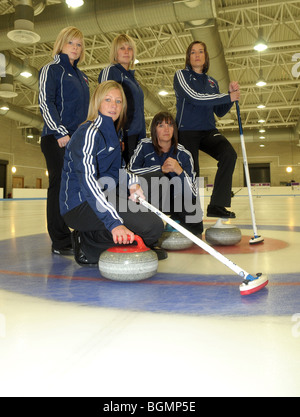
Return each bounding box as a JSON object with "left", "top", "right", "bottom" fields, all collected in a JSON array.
[
  {"left": 98, "top": 235, "right": 158, "bottom": 281},
  {"left": 205, "top": 218, "right": 242, "bottom": 246},
  {"left": 158, "top": 222, "right": 194, "bottom": 250}
]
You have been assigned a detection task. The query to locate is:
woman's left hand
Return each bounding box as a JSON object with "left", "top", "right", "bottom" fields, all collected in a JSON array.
[
  {"left": 162, "top": 157, "right": 183, "bottom": 175},
  {"left": 229, "top": 81, "right": 240, "bottom": 93},
  {"left": 57, "top": 134, "right": 71, "bottom": 148}
]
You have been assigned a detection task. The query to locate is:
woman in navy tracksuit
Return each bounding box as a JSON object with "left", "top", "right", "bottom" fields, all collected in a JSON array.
[
  {"left": 39, "top": 26, "right": 89, "bottom": 255},
  {"left": 174, "top": 41, "right": 240, "bottom": 219},
  {"left": 128, "top": 112, "right": 203, "bottom": 235},
  {"left": 98, "top": 34, "right": 146, "bottom": 164},
  {"left": 59, "top": 81, "right": 164, "bottom": 266}
]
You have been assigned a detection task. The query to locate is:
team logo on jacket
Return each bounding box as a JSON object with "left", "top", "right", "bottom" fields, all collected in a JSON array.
[
  {"left": 83, "top": 75, "right": 89, "bottom": 85},
  {"left": 208, "top": 77, "right": 216, "bottom": 88},
  {"left": 108, "top": 146, "right": 115, "bottom": 152}
]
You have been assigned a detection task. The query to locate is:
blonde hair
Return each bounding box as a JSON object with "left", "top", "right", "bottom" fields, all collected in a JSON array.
[
  {"left": 87, "top": 81, "right": 127, "bottom": 132},
  {"left": 52, "top": 26, "right": 85, "bottom": 64},
  {"left": 109, "top": 34, "right": 136, "bottom": 69}
]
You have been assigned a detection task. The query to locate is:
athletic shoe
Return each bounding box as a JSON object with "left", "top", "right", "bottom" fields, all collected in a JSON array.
[
  {"left": 71, "top": 231, "right": 98, "bottom": 267},
  {"left": 149, "top": 246, "right": 168, "bottom": 260},
  {"left": 184, "top": 221, "right": 204, "bottom": 235},
  {"left": 207, "top": 205, "right": 236, "bottom": 219},
  {"left": 51, "top": 245, "right": 74, "bottom": 256}
]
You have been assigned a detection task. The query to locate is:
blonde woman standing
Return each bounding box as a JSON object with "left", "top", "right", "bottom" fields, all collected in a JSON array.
[
  {"left": 99, "top": 34, "right": 146, "bottom": 164},
  {"left": 39, "top": 26, "right": 89, "bottom": 255}
]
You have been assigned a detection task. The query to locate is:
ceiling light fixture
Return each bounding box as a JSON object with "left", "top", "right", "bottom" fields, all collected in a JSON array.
[
  {"left": 257, "top": 104, "right": 265, "bottom": 109},
  {"left": 253, "top": 1, "right": 267, "bottom": 52},
  {"left": 66, "top": 0, "right": 84, "bottom": 8},
  {"left": 20, "top": 71, "right": 32, "bottom": 78},
  {"left": 254, "top": 33, "right": 268, "bottom": 52},
  {"left": 256, "top": 70, "right": 267, "bottom": 87},
  {"left": 158, "top": 89, "right": 168, "bottom": 96},
  {"left": 158, "top": 78, "right": 168, "bottom": 96},
  {"left": 256, "top": 79, "right": 266, "bottom": 87}
]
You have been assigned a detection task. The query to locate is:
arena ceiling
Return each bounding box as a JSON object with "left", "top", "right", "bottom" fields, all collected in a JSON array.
[{"left": 0, "top": 0, "right": 300, "bottom": 142}]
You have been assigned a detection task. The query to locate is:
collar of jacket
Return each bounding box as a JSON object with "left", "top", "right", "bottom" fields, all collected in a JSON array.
[
  {"left": 185, "top": 65, "right": 207, "bottom": 78},
  {"left": 94, "top": 111, "right": 114, "bottom": 128},
  {"left": 158, "top": 143, "right": 176, "bottom": 157},
  {"left": 94, "top": 111, "right": 123, "bottom": 138},
  {"left": 115, "top": 63, "right": 135, "bottom": 78},
  {"left": 56, "top": 53, "right": 80, "bottom": 69}
]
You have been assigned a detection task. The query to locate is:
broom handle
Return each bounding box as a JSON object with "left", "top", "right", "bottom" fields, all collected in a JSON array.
[
  {"left": 235, "top": 101, "right": 259, "bottom": 237},
  {"left": 135, "top": 195, "right": 251, "bottom": 280}
]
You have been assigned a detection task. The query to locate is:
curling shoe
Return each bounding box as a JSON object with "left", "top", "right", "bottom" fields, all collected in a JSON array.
[
  {"left": 71, "top": 231, "right": 98, "bottom": 267},
  {"left": 207, "top": 205, "right": 236, "bottom": 219},
  {"left": 51, "top": 245, "right": 74, "bottom": 256},
  {"left": 149, "top": 245, "right": 168, "bottom": 260}
]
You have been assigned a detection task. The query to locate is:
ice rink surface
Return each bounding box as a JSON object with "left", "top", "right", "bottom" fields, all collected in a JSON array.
[{"left": 0, "top": 194, "right": 299, "bottom": 397}]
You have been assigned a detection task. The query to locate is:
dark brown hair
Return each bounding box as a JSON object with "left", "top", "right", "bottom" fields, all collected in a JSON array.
[
  {"left": 185, "top": 41, "right": 210, "bottom": 74},
  {"left": 150, "top": 112, "right": 178, "bottom": 156}
]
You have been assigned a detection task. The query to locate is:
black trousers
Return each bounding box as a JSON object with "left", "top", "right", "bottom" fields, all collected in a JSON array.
[
  {"left": 41, "top": 135, "right": 71, "bottom": 249},
  {"left": 139, "top": 172, "right": 203, "bottom": 235},
  {"left": 178, "top": 129, "right": 237, "bottom": 208},
  {"left": 123, "top": 133, "right": 139, "bottom": 165},
  {"left": 63, "top": 196, "right": 164, "bottom": 263}
]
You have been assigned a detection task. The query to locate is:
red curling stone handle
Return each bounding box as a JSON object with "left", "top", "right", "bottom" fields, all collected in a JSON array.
[{"left": 107, "top": 234, "right": 150, "bottom": 253}]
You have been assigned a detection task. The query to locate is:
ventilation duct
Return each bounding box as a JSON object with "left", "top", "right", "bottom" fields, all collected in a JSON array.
[
  {"left": 7, "top": 0, "right": 40, "bottom": 44},
  {"left": 0, "top": 99, "right": 43, "bottom": 130},
  {"left": 0, "top": 0, "right": 234, "bottom": 130},
  {"left": 0, "top": 74, "right": 18, "bottom": 98},
  {"left": 294, "top": 118, "right": 300, "bottom": 136},
  {"left": 142, "top": 83, "right": 168, "bottom": 115},
  {"left": 1, "top": 51, "right": 39, "bottom": 90},
  {"left": 0, "top": 0, "right": 216, "bottom": 49},
  {"left": 225, "top": 128, "right": 295, "bottom": 144}
]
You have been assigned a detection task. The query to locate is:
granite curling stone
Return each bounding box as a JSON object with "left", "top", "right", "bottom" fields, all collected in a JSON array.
[
  {"left": 158, "top": 223, "right": 194, "bottom": 250},
  {"left": 98, "top": 235, "right": 158, "bottom": 281},
  {"left": 205, "top": 218, "right": 242, "bottom": 246}
]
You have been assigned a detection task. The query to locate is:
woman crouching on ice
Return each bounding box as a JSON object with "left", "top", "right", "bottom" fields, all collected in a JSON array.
[{"left": 59, "top": 81, "right": 165, "bottom": 266}]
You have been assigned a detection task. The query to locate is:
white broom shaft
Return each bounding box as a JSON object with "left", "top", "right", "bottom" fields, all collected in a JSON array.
[
  {"left": 240, "top": 133, "right": 259, "bottom": 236},
  {"left": 236, "top": 101, "right": 259, "bottom": 237},
  {"left": 137, "top": 196, "right": 250, "bottom": 279}
]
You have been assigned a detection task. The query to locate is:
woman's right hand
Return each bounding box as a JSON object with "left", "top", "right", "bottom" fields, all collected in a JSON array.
[
  {"left": 111, "top": 225, "right": 135, "bottom": 245},
  {"left": 230, "top": 90, "right": 240, "bottom": 102}
]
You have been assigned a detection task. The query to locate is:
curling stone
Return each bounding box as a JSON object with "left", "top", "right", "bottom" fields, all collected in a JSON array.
[
  {"left": 158, "top": 222, "right": 194, "bottom": 250},
  {"left": 98, "top": 235, "right": 158, "bottom": 281},
  {"left": 205, "top": 218, "right": 242, "bottom": 246}
]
